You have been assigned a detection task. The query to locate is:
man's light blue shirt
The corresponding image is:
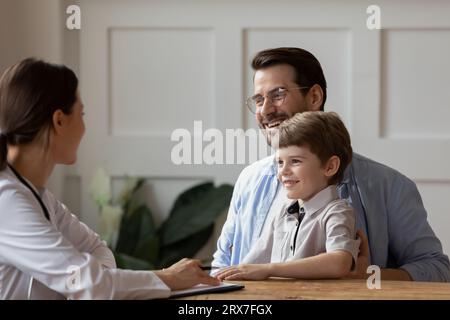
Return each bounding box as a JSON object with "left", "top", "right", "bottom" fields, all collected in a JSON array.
[{"left": 212, "top": 153, "right": 450, "bottom": 282}]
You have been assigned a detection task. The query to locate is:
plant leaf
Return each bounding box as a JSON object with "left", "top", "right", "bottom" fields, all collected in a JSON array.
[
  {"left": 115, "top": 205, "right": 156, "bottom": 255},
  {"left": 159, "top": 183, "right": 233, "bottom": 246},
  {"left": 121, "top": 178, "right": 146, "bottom": 215},
  {"left": 158, "top": 224, "right": 214, "bottom": 268},
  {"left": 133, "top": 235, "right": 159, "bottom": 265},
  {"left": 114, "top": 252, "right": 154, "bottom": 270}
]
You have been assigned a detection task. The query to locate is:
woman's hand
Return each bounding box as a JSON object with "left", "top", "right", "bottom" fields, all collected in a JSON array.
[
  {"left": 154, "top": 258, "right": 220, "bottom": 291},
  {"left": 215, "top": 264, "right": 271, "bottom": 281}
]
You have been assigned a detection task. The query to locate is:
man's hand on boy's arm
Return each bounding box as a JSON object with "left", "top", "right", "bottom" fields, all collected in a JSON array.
[
  {"left": 345, "top": 230, "right": 370, "bottom": 279},
  {"left": 345, "top": 230, "right": 412, "bottom": 281}
]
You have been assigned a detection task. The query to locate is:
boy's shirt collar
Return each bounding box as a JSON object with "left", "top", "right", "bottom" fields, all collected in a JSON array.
[{"left": 285, "top": 185, "right": 339, "bottom": 217}]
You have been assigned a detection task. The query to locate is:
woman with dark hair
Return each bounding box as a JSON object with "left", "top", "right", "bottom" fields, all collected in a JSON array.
[{"left": 0, "top": 58, "right": 219, "bottom": 299}]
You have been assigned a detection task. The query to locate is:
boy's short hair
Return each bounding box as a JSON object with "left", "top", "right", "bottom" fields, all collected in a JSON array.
[{"left": 277, "top": 111, "right": 352, "bottom": 185}]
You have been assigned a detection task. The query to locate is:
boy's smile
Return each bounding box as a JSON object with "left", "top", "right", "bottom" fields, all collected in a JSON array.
[
  {"left": 281, "top": 178, "right": 300, "bottom": 188},
  {"left": 276, "top": 145, "right": 330, "bottom": 201}
]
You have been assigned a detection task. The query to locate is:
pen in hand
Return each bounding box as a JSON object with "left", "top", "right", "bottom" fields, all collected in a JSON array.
[{"left": 200, "top": 266, "right": 218, "bottom": 271}]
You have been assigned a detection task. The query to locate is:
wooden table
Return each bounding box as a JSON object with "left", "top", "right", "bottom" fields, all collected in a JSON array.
[{"left": 180, "top": 278, "right": 450, "bottom": 300}]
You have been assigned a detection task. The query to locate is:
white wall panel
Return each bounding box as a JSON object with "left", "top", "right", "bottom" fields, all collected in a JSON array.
[
  {"left": 381, "top": 29, "right": 450, "bottom": 139},
  {"left": 109, "top": 28, "right": 214, "bottom": 136},
  {"left": 62, "top": 175, "right": 81, "bottom": 217}
]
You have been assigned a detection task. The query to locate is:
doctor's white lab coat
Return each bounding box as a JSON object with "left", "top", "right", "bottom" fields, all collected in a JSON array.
[{"left": 0, "top": 167, "right": 170, "bottom": 299}]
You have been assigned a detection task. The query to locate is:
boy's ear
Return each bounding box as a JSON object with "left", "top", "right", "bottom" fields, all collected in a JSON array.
[
  {"left": 324, "top": 155, "right": 340, "bottom": 178},
  {"left": 52, "top": 109, "right": 65, "bottom": 134}
]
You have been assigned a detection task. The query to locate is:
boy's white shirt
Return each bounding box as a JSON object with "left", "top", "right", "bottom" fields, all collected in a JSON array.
[
  {"left": 242, "top": 185, "right": 360, "bottom": 265},
  {"left": 261, "top": 184, "right": 290, "bottom": 237}
]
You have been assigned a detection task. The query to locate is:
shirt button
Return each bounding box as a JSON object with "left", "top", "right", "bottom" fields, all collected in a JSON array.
[
  {"left": 290, "top": 245, "right": 293, "bottom": 250},
  {"left": 296, "top": 222, "right": 299, "bottom": 226}
]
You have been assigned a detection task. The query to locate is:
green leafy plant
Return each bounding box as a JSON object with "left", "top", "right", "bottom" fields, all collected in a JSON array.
[{"left": 90, "top": 169, "right": 233, "bottom": 270}]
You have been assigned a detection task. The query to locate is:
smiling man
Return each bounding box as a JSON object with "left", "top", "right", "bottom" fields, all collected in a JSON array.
[{"left": 212, "top": 47, "right": 450, "bottom": 282}]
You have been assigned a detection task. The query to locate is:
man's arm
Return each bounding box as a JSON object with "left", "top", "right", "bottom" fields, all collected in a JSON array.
[
  {"left": 347, "top": 230, "right": 412, "bottom": 281},
  {"left": 211, "top": 175, "right": 243, "bottom": 267},
  {"left": 381, "top": 268, "right": 412, "bottom": 281},
  {"left": 387, "top": 176, "right": 450, "bottom": 282},
  {"left": 211, "top": 204, "right": 236, "bottom": 267}
]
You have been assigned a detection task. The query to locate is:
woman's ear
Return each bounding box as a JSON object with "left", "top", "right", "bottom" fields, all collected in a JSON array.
[
  {"left": 324, "top": 155, "right": 340, "bottom": 179},
  {"left": 306, "top": 84, "right": 324, "bottom": 112},
  {"left": 52, "top": 109, "right": 65, "bottom": 135}
]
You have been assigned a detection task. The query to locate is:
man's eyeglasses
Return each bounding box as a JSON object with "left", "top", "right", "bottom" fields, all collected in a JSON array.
[{"left": 246, "top": 86, "right": 310, "bottom": 114}]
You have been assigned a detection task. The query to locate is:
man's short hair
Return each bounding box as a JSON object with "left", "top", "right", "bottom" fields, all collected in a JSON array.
[
  {"left": 251, "top": 47, "right": 327, "bottom": 111},
  {"left": 277, "top": 111, "right": 352, "bottom": 184}
]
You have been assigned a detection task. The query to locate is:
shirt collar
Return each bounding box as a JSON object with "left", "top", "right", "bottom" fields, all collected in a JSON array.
[
  {"left": 286, "top": 185, "right": 339, "bottom": 217},
  {"left": 341, "top": 165, "right": 351, "bottom": 185},
  {"left": 269, "top": 154, "right": 277, "bottom": 175}
]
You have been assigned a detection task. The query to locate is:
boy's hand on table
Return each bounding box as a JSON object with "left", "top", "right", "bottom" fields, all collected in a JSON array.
[{"left": 215, "top": 264, "right": 271, "bottom": 281}]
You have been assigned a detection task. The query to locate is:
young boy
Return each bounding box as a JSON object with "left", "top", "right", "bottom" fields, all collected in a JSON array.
[{"left": 215, "top": 111, "right": 360, "bottom": 281}]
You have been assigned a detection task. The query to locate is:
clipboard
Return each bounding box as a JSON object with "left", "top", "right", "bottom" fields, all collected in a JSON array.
[{"left": 170, "top": 282, "right": 245, "bottom": 298}]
